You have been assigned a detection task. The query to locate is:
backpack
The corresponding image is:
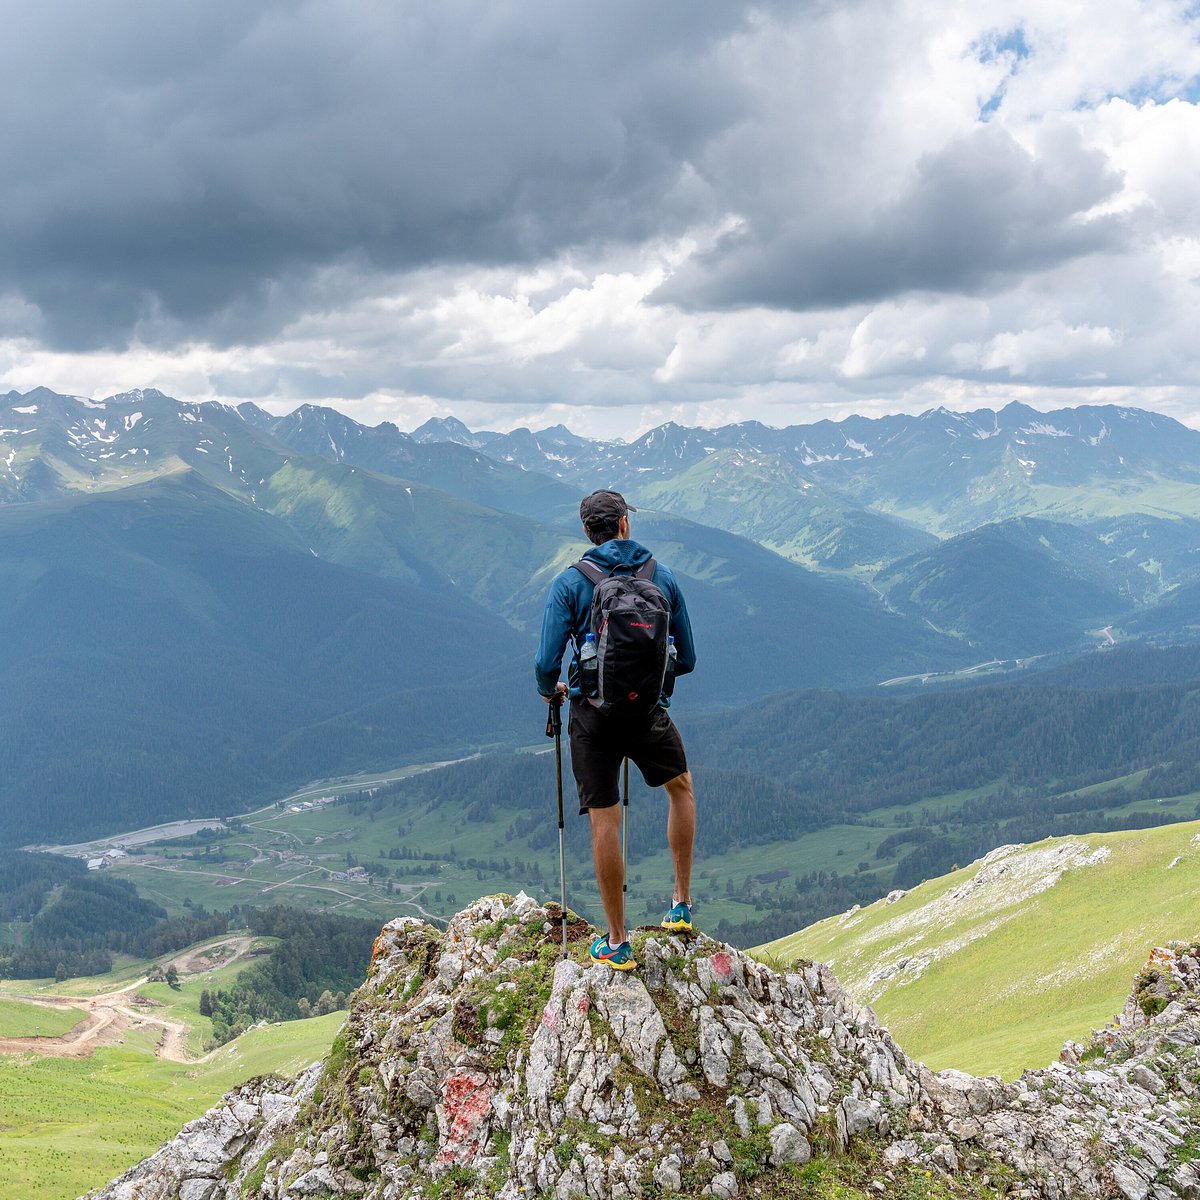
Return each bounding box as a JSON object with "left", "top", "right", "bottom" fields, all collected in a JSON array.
[{"left": 572, "top": 558, "right": 671, "bottom": 716}]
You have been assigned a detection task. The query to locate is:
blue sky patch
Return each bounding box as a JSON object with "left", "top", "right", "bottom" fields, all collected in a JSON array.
[
  {"left": 976, "top": 26, "right": 1031, "bottom": 65},
  {"left": 974, "top": 27, "right": 1030, "bottom": 119}
]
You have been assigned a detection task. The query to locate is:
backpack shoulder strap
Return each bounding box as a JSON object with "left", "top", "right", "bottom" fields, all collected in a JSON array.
[
  {"left": 571, "top": 559, "right": 607, "bottom": 585},
  {"left": 573, "top": 558, "right": 655, "bottom": 583}
]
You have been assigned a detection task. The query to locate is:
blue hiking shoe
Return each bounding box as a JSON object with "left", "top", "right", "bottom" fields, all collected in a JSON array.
[
  {"left": 661, "top": 901, "right": 693, "bottom": 933},
  {"left": 589, "top": 934, "right": 637, "bottom": 971}
]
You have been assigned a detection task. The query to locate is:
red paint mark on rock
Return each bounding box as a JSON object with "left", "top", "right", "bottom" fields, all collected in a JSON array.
[
  {"left": 434, "top": 1071, "right": 494, "bottom": 1166},
  {"left": 711, "top": 952, "right": 734, "bottom": 982},
  {"left": 576, "top": 996, "right": 590, "bottom": 1014}
]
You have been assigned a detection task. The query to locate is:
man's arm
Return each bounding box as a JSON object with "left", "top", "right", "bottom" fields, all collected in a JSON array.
[
  {"left": 534, "top": 575, "right": 575, "bottom": 696},
  {"left": 662, "top": 569, "right": 696, "bottom": 676}
]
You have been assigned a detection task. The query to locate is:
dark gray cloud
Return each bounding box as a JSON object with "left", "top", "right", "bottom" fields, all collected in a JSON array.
[
  {"left": 0, "top": 0, "right": 752, "bottom": 349},
  {"left": 657, "top": 123, "right": 1129, "bottom": 311}
]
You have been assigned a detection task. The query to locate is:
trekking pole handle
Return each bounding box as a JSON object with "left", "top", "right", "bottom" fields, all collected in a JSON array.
[{"left": 545, "top": 690, "right": 564, "bottom": 738}]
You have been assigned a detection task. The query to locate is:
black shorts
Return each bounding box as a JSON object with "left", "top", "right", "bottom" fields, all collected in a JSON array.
[{"left": 568, "top": 698, "right": 689, "bottom": 814}]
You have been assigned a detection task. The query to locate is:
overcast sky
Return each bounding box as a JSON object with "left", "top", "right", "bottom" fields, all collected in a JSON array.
[{"left": 2, "top": 0, "right": 1199, "bottom": 438}]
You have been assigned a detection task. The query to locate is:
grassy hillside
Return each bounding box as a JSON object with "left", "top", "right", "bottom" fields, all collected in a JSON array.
[
  {"left": 0, "top": 938, "right": 347, "bottom": 1200},
  {"left": 765, "top": 820, "right": 1200, "bottom": 1080},
  {"left": 0, "top": 1012, "right": 344, "bottom": 1200},
  {"left": 0, "top": 998, "right": 84, "bottom": 1038},
  {"left": 639, "top": 449, "right": 936, "bottom": 573}
]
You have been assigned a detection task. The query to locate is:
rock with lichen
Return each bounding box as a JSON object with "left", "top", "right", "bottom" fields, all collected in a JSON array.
[{"left": 83, "top": 895, "right": 1200, "bottom": 1200}]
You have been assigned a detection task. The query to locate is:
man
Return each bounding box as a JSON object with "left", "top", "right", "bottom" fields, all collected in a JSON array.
[{"left": 535, "top": 489, "right": 697, "bottom": 971}]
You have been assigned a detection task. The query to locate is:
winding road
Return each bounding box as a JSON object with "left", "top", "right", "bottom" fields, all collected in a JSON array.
[{"left": 0, "top": 936, "right": 256, "bottom": 1063}]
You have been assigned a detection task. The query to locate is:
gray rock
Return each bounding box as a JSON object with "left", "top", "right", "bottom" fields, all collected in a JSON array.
[
  {"left": 841, "top": 1095, "right": 885, "bottom": 1137},
  {"left": 1130, "top": 1064, "right": 1164, "bottom": 1095},
  {"left": 179, "top": 1181, "right": 217, "bottom": 1200},
  {"left": 707, "top": 1170, "right": 739, "bottom": 1198},
  {"left": 1110, "top": 1161, "right": 1150, "bottom": 1200},
  {"left": 405, "top": 1067, "right": 438, "bottom": 1108},
  {"left": 698, "top": 1006, "right": 733, "bottom": 1087},
  {"left": 652, "top": 1154, "right": 682, "bottom": 1192},
  {"left": 596, "top": 975, "right": 671, "bottom": 1082},
  {"left": 288, "top": 1164, "right": 348, "bottom": 1195},
  {"left": 768, "top": 1122, "right": 811, "bottom": 1165}
]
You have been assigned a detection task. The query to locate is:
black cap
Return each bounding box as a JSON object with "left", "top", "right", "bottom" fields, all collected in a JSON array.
[{"left": 579, "top": 489, "right": 636, "bottom": 531}]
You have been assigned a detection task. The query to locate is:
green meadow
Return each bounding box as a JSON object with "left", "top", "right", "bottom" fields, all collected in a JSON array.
[
  {"left": 0, "top": 1000, "right": 85, "bottom": 1040},
  {"left": 767, "top": 819, "right": 1200, "bottom": 1080},
  {"left": 0, "top": 939, "right": 343, "bottom": 1200},
  {"left": 0, "top": 1012, "right": 343, "bottom": 1200}
]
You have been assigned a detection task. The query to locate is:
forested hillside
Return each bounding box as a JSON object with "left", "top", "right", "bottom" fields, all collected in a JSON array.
[
  {"left": 0, "top": 476, "right": 532, "bottom": 845},
  {"left": 0, "top": 851, "right": 376, "bottom": 1024}
]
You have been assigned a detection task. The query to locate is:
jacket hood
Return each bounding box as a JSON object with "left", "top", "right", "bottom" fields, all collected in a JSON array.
[{"left": 581, "top": 539, "right": 654, "bottom": 571}]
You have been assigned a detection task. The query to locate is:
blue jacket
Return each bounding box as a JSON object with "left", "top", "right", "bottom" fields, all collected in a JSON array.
[{"left": 535, "top": 538, "right": 696, "bottom": 706}]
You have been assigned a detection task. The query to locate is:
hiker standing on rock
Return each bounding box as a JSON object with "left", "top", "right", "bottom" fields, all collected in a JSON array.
[{"left": 535, "top": 489, "right": 697, "bottom": 971}]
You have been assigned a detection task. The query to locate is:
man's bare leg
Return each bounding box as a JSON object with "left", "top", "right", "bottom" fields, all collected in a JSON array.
[
  {"left": 663, "top": 771, "right": 695, "bottom": 905},
  {"left": 588, "top": 804, "right": 627, "bottom": 944}
]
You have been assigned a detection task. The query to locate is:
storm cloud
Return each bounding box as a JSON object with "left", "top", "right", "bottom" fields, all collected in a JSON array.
[
  {"left": 0, "top": 1, "right": 749, "bottom": 348},
  {"left": 662, "top": 123, "right": 1128, "bottom": 311}
]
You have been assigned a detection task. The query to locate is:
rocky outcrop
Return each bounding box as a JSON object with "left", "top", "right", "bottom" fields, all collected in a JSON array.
[{"left": 85, "top": 896, "right": 1200, "bottom": 1200}]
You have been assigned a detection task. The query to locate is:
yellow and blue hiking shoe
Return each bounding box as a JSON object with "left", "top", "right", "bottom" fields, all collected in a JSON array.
[
  {"left": 661, "top": 901, "right": 693, "bottom": 933},
  {"left": 589, "top": 934, "right": 637, "bottom": 971}
]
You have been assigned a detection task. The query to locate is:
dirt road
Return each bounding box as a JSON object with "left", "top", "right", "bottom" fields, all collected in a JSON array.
[{"left": 0, "top": 936, "right": 257, "bottom": 1063}]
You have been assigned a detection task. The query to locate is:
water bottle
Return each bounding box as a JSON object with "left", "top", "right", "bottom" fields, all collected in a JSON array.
[
  {"left": 663, "top": 634, "right": 678, "bottom": 697},
  {"left": 579, "top": 632, "right": 599, "bottom": 698}
]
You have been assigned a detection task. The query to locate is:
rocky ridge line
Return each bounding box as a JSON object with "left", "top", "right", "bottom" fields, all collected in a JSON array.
[{"left": 86, "top": 895, "right": 1200, "bottom": 1200}]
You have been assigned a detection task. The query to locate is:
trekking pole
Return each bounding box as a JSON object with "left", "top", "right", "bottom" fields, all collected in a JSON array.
[
  {"left": 546, "top": 692, "right": 568, "bottom": 959},
  {"left": 622, "top": 758, "right": 629, "bottom": 895}
]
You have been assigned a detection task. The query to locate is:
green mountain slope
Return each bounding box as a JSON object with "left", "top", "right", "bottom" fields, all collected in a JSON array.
[
  {"left": 765, "top": 821, "right": 1200, "bottom": 1080},
  {"left": 0, "top": 474, "right": 531, "bottom": 845},
  {"left": 631, "top": 512, "right": 972, "bottom": 702},
  {"left": 255, "top": 458, "right": 580, "bottom": 628},
  {"left": 875, "top": 517, "right": 1150, "bottom": 655},
  {"left": 639, "top": 448, "right": 936, "bottom": 572}
]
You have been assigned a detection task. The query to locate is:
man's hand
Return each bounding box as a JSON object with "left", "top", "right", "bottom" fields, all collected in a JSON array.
[{"left": 543, "top": 682, "right": 568, "bottom": 704}]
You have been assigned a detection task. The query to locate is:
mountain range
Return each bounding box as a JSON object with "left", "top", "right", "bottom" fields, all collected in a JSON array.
[{"left": 5, "top": 386, "right": 1200, "bottom": 842}]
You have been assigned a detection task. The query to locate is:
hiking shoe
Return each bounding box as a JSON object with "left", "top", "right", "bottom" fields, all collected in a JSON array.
[
  {"left": 661, "top": 901, "right": 693, "bottom": 933},
  {"left": 589, "top": 935, "right": 637, "bottom": 971}
]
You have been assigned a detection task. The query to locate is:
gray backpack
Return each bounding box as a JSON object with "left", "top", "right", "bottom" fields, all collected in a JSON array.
[{"left": 572, "top": 559, "right": 670, "bottom": 716}]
